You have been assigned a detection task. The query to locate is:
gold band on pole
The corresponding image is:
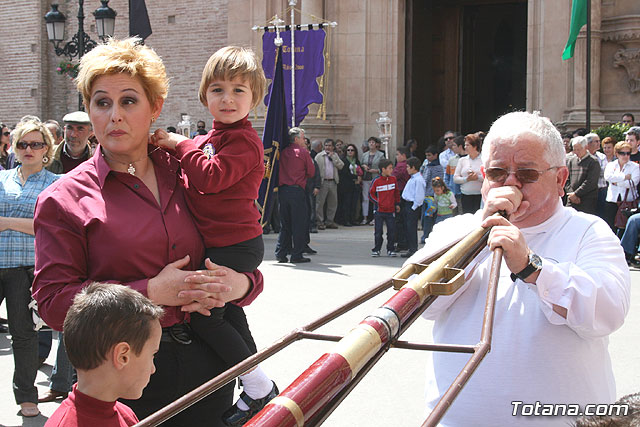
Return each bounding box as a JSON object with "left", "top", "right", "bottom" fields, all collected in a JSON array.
[
  {"left": 333, "top": 323, "right": 382, "bottom": 376},
  {"left": 271, "top": 396, "right": 305, "bottom": 427}
]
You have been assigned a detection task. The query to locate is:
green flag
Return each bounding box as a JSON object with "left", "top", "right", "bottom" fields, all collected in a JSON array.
[{"left": 562, "top": 0, "right": 587, "bottom": 60}]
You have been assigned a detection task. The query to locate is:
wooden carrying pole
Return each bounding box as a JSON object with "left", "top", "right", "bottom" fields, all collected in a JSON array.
[
  {"left": 134, "top": 222, "right": 502, "bottom": 427},
  {"left": 246, "top": 226, "right": 502, "bottom": 427}
]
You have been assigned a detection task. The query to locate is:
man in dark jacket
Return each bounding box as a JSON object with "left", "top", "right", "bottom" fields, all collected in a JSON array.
[{"left": 565, "top": 136, "right": 600, "bottom": 215}]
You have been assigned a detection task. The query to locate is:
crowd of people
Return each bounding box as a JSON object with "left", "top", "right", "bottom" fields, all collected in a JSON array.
[{"left": 0, "top": 35, "right": 637, "bottom": 426}]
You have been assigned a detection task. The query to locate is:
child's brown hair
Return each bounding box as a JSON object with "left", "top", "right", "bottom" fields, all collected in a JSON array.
[
  {"left": 198, "top": 46, "right": 266, "bottom": 109},
  {"left": 63, "top": 283, "right": 164, "bottom": 370}
]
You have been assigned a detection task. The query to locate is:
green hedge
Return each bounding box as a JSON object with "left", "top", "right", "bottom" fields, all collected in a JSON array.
[{"left": 592, "top": 122, "right": 630, "bottom": 143}]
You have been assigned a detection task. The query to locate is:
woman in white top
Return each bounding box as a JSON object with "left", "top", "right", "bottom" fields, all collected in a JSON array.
[
  {"left": 604, "top": 141, "right": 640, "bottom": 232},
  {"left": 453, "top": 133, "right": 484, "bottom": 213}
]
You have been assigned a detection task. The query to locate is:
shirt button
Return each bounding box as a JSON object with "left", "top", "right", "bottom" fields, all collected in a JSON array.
[
  {"left": 543, "top": 290, "right": 549, "bottom": 297},
  {"left": 134, "top": 184, "right": 140, "bottom": 189}
]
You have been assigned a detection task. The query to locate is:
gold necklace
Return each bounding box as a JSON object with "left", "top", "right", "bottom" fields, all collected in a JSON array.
[{"left": 102, "top": 146, "right": 161, "bottom": 175}]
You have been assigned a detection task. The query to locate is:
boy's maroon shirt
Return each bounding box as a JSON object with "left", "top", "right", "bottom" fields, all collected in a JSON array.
[
  {"left": 174, "top": 116, "right": 264, "bottom": 247},
  {"left": 393, "top": 159, "right": 410, "bottom": 192}
]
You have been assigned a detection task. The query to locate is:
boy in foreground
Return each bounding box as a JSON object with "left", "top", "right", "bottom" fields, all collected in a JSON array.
[{"left": 46, "top": 283, "right": 163, "bottom": 427}]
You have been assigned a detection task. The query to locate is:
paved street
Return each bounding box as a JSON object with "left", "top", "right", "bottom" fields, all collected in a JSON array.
[{"left": 0, "top": 224, "right": 638, "bottom": 426}]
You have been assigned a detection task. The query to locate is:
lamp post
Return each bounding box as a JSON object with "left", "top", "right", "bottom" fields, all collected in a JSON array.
[
  {"left": 376, "top": 111, "right": 392, "bottom": 159},
  {"left": 44, "top": 1, "right": 117, "bottom": 110}
]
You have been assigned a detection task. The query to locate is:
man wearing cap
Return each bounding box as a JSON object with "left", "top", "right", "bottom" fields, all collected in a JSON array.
[{"left": 46, "top": 111, "right": 92, "bottom": 174}]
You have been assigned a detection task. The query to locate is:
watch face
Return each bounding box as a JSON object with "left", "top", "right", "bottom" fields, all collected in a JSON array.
[{"left": 530, "top": 254, "right": 542, "bottom": 269}]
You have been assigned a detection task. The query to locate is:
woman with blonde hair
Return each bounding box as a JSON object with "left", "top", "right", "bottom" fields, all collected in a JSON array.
[
  {"left": 0, "top": 118, "right": 59, "bottom": 417},
  {"left": 604, "top": 140, "right": 640, "bottom": 233},
  {"left": 32, "top": 38, "right": 264, "bottom": 425}
]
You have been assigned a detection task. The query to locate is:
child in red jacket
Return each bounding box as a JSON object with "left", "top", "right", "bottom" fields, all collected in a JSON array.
[
  {"left": 152, "top": 46, "right": 275, "bottom": 426},
  {"left": 369, "top": 159, "right": 401, "bottom": 257}
]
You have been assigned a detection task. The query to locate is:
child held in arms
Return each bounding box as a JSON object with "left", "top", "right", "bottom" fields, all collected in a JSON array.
[{"left": 151, "top": 46, "right": 276, "bottom": 426}]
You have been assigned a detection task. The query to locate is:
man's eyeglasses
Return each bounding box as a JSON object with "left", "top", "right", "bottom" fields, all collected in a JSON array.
[
  {"left": 16, "top": 141, "right": 47, "bottom": 150},
  {"left": 2, "top": 131, "right": 9, "bottom": 137},
  {"left": 484, "top": 166, "right": 558, "bottom": 184},
  {"left": 618, "top": 151, "right": 631, "bottom": 156},
  {"left": 445, "top": 136, "right": 455, "bottom": 141},
  {"left": 197, "top": 126, "right": 205, "bottom": 129}
]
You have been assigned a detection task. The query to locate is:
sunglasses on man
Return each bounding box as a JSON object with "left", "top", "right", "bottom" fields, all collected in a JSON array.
[{"left": 484, "top": 166, "right": 558, "bottom": 184}]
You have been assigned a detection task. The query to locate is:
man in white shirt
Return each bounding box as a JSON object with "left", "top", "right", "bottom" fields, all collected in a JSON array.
[{"left": 409, "top": 111, "right": 630, "bottom": 426}]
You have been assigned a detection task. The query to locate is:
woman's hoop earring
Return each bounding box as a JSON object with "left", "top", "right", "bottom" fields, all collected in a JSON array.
[{"left": 42, "top": 155, "right": 49, "bottom": 164}]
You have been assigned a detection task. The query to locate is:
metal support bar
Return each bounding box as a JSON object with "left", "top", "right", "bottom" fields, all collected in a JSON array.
[
  {"left": 134, "top": 237, "right": 471, "bottom": 427},
  {"left": 421, "top": 248, "right": 503, "bottom": 426}
]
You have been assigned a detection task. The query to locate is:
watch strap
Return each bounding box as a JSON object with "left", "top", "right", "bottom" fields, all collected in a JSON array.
[{"left": 510, "top": 254, "right": 541, "bottom": 282}]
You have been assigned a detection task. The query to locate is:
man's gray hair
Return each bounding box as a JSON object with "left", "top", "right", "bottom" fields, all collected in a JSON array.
[
  {"left": 571, "top": 136, "right": 588, "bottom": 149},
  {"left": 585, "top": 133, "right": 600, "bottom": 144},
  {"left": 289, "top": 127, "right": 305, "bottom": 143},
  {"left": 311, "top": 139, "right": 323, "bottom": 151},
  {"left": 481, "top": 111, "right": 565, "bottom": 168}
]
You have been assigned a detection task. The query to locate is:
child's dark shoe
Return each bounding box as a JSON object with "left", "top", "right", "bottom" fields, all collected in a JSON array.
[{"left": 221, "top": 381, "right": 279, "bottom": 426}]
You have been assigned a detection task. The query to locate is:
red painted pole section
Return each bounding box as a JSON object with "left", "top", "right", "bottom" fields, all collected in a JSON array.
[{"left": 246, "top": 287, "right": 422, "bottom": 426}]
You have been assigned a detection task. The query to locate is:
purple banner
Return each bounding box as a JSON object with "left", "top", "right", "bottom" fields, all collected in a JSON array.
[{"left": 262, "top": 30, "right": 325, "bottom": 126}]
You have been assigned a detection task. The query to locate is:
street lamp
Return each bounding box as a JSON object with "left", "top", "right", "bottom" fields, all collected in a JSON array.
[
  {"left": 376, "top": 111, "right": 392, "bottom": 159},
  {"left": 44, "top": 1, "right": 117, "bottom": 109},
  {"left": 93, "top": 0, "right": 117, "bottom": 40}
]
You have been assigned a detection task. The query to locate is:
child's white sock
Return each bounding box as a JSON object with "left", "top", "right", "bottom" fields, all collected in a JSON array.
[{"left": 237, "top": 366, "right": 273, "bottom": 411}]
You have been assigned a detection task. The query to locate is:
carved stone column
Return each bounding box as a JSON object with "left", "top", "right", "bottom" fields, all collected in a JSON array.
[{"left": 602, "top": 15, "right": 640, "bottom": 93}]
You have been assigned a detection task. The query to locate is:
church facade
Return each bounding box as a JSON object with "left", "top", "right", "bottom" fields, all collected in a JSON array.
[{"left": 1, "top": 0, "right": 638, "bottom": 154}]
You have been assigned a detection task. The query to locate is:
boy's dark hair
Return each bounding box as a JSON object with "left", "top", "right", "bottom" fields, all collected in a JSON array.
[
  {"left": 63, "top": 283, "right": 164, "bottom": 370},
  {"left": 396, "top": 146, "right": 409, "bottom": 157},
  {"left": 407, "top": 157, "right": 421, "bottom": 170},
  {"left": 452, "top": 135, "right": 465, "bottom": 147},
  {"left": 622, "top": 112, "right": 635, "bottom": 122},
  {"left": 574, "top": 392, "right": 640, "bottom": 426},
  {"left": 379, "top": 158, "right": 393, "bottom": 170},
  {"left": 425, "top": 145, "right": 438, "bottom": 155}
]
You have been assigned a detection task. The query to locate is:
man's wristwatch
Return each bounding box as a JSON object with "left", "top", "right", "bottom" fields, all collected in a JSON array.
[{"left": 510, "top": 252, "right": 542, "bottom": 282}]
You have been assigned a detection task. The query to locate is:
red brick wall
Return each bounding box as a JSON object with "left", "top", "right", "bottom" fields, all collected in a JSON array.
[{"left": 0, "top": 0, "right": 229, "bottom": 129}]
